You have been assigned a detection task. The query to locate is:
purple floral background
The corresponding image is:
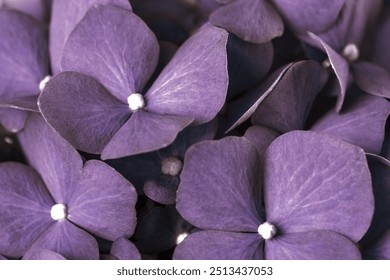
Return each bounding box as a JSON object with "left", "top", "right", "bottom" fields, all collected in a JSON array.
[{"left": 0, "top": 0, "right": 389, "bottom": 260}]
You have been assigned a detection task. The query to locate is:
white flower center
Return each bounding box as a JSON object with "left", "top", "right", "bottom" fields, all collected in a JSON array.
[
  {"left": 322, "top": 58, "right": 331, "bottom": 68},
  {"left": 161, "top": 156, "right": 183, "bottom": 176},
  {"left": 176, "top": 232, "right": 188, "bottom": 245},
  {"left": 50, "top": 204, "right": 67, "bottom": 221},
  {"left": 257, "top": 222, "right": 277, "bottom": 240},
  {"left": 39, "top": 75, "right": 52, "bottom": 91},
  {"left": 342, "top": 43, "right": 359, "bottom": 62},
  {"left": 127, "top": 93, "right": 145, "bottom": 112}
]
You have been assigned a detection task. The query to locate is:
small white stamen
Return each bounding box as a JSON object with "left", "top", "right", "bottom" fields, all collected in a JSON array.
[
  {"left": 127, "top": 93, "right": 145, "bottom": 112},
  {"left": 342, "top": 43, "right": 359, "bottom": 62},
  {"left": 39, "top": 75, "right": 52, "bottom": 91},
  {"left": 257, "top": 222, "right": 277, "bottom": 240},
  {"left": 4, "top": 137, "right": 13, "bottom": 145},
  {"left": 322, "top": 58, "right": 331, "bottom": 68},
  {"left": 161, "top": 157, "right": 183, "bottom": 176},
  {"left": 176, "top": 232, "right": 188, "bottom": 245},
  {"left": 50, "top": 204, "right": 67, "bottom": 221}
]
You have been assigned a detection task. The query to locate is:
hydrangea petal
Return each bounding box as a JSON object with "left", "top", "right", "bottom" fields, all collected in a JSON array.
[
  {"left": 371, "top": 12, "right": 390, "bottom": 72},
  {"left": 251, "top": 60, "right": 322, "bottom": 133},
  {"left": 110, "top": 238, "right": 141, "bottom": 260},
  {"left": 177, "top": 137, "right": 262, "bottom": 232},
  {"left": 272, "top": 0, "right": 345, "bottom": 34},
  {"left": 264, "top": 131, "right": 374, "bottom": 242},
  {"left": 145, "top": 24, "right": 228, "bottom": 125},
  {"left": 28, "top": 220, "right": 99, "bottom": 260},
  {"left": 18, "top": 113, "right": 83, "bottom": 203},
  {"left": 0, "top": 162, "right": 54, "bottom": 257},
  {"left": 50, "top": 0, "right": 131, "bottom": 74},
  {"left": 23, "top": 249, "right": 66, "bottom": 260},
  {"left": 61, "top": 5, "right": 158, "bottom": 101},
  {"left": 67, "top": 160, "right": 137, "bottom": 240},
  {"left": 144, "top": 176, "right": 179, "bottom": 205},
  {"left": 244, "top": 125, "right": 279, "bottom": 158},
  {"left": 174, "top": 230, "right": 263, "bottom": 260},
  {"left": 101, "top": 110, "right": 193, "bottom": 159},
  {"left": 0, "top": 95, "right": 38, "bottom": 112},
  {"left": 0, "top": 108, "right": 28, "bottom": 133},
  {"left": 311, "top": 94, "right": 390, "bottom": 154},
  {"left": 265, "top": 231, "right": 361, "bottom": 260},
  {"left": 352, "top": 62, "right": 390, "bottom": 99},
  {"left": 308, "top": 32, "right": 349, "bottom": 112},
  {"left": 210, "top": 0, "right": 283, "bottom": 43},
  {"left": 38, "top": 71, "right": 130, "bottom": 154},
  {"left": 1, "top": 0, "right": 50, "bottom": 22}
]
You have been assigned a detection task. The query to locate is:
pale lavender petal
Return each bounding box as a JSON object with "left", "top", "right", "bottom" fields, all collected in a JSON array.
[
  {"left": 174, "top": 230, "right": 263, "bottom": 260},
  {"left": 0, "top": 162, "right": 54, "bottom": 257},
  {"left": 29, "top": 220, "right": 99, "bottom": 260},
  {"left": 101, "top": 110, "right": 193, "bottom": 159},
  {"left": 110, "top": 238, "right": 141, "bottom": 260},
  {"left": 251, "top": 60, "right": 322, "bottom": 133},
  {"left": 177, "top": 137, "right": 262, "bottom": 232},
  {"left": 38, "top": 71, "right": 130, "bottom": 154},
  {"left": 265, "top": 231, "right": 361, "bottom": 260},
  {"left": 61, "top": 5, "right": 158, "bottom": 101},
  {"left": 146, "top": 23, "right": 228, "bottom": 125},
  {"left": 18, "top": 113, "right": 83, "bottom": 203},
  {"left": 210, "top": 0, "right": 283, "bottom": 43},
  {"left": 311, "top": 94, "right": 390, "bottom": 154},
  {"left": 23, "top": 249, "right": 66, "bottom": 260},
  {"left": 50, "top": 0, "right": 131, "bottom": 74},
  {"left": 264, "top": 131, "right": 374, "bottom": 242},
  {"left": 352, "top": 62, "right": 390, "bottom": 99}
]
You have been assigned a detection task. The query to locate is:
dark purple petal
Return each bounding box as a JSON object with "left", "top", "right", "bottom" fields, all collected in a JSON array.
[
  {"left": 251, "top": 60, "right": 322, "bottom": 133},
  {"left": 225, "top": 63, "right": 292, "bottom": 133},
  {"left": 210, "top": 0, "right": 283, "bottom": 43},
  {"left": 0, "top": 255, "right": 6, "bottom": 260},
  {"left": 23, "top": 249, "right": 66, "bottom": 260},
  {"left": 29, "top": 220, "right": 99, "bottom": 260},
  {"left": 173, "top": 230, "right": 263, "bottom": 260},
  {"left": 264, "top": 131, "right": 374, "bottom": 242},
  {"left": 177, "top": 137, "right": 262, "bottom": 232},
  {"left": 352, "top": 62, "right": 390, "bottom": 99},
  {"left": 265, "top": 231, "right": 361, "bottom": 260},
  {"left": 272, "top": 0, "right": 345, "bottom": 34},
  {"left": 38, "top": 71, "right": 130, "bottom": 154},
  {"left": 371, "top": 12, "right": 390, "bottom": 72},
  {"left": 61, "top": 5, "right": 158, "bottom": 101},
  {"left": 110, "top": 238, "right": 141, "bottom": 260},
  {"left": 0, "top": 162, "right": 54, "bottom": 257},
  {"left": 101, "top": 110, "right": 193, "bottom": 159},
  {"left": 145, "top": 23, "right": 228, "bottom": 125},
  {"left": 0, "top": 108, "right": 28, "bottom": 133},
  {"left": 67, "top": 160, "right": 137, "bottom": 240},
  {"left": 0, "top": 95, "right": 38, "bottom": 112},
  {"left": 50, "top": 0, "right": 132, "bottom": 74},
  {"left": 144, "top": 176, "right": 179, "bottom": 205},
  {"left": 308, "top": 32, "right": 349, "bottom": 112},
  {"left": 18, "top": 113, "right": 83, "bottom": 203},
  {"left": 311, "top": 94, "right": 390, "bottom": 154},
  {"left": 243, "top": 125, "right": 279, "bottom": 158},
  {"left": 364, "top": 230, "right": 390, "bottom": 260}
]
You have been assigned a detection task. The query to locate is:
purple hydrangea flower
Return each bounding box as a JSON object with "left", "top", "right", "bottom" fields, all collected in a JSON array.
[{"left": 174, "top": 131, "right": 374, "bottom": 259}]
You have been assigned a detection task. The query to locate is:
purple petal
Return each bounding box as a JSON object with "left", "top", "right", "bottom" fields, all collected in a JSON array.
[
  {"left": 0, "top": 95, "right": 38, "bottom": 112},
  {"left": 264, "top": 131, "right": 374, "bottom": 242},
  {"left": 371, "top": 12, "right": 390, "bottom": 72},
  {"left": 272, "top": 0, "right": 345, "bottom": 34},
  {"left": 265, "top": 231, "right": 361, "bottom": 260},
  {"left": 67, "top": 160, "right": 137, "bottom": 240},
  {"left": 50, "top": 0, "right": 132, "bottom": 74},
  {"left": 364, "top": 230, "right": 390, "bottom": 260},
  {"left": 352, "top": 62, "right": 390, "bottom": 99},
  {"left": 251, "top": 60, "right": 322, "bottom": 133},
  {"left": 0, "top": 10, "right": 48, "bottom": 101},
  {"left": 1, "top": 0, "right": 50, "bottom": 22},
  {"left": 0, "top": 108, "right": 28, "bottom": 133},
  {"left": 38, "top": 71, "right": 130, "bottom": 154},
  {"left": 110, "top": 238, "right": 141, "bottom": 260},
  {"left": 174, "top": 230, "right": 263, "bottom": 260},
  {"left": 0, "top": 255, "right": 6, "bottom": 260},
  {"left": 101, "top": 110, "right": 193, "bottom": 159},
  {"left": 244, "top": 125, "right": 279, "bottom": 158},
  {"left": 18, "top": 113, "right": 83, "bottom": 203},
  {"left": 210, "top": 0, "right": 283, "bottom": 43},
  {"left": 61, "top": 5, "right": 158, "bottom": 101},
  {"left": 23, "top": 249, "right": 66, "bottom": 260},
  {"left": 308, "top": 32, "right": 349, "bottom": 112},
  {"left": 177, "top": 137, "right": 262, "bottom": 232},
  {"left": 145, "top": 23, "right": 228, "bottom": 125},
  {"left": 311, "top": 94, "right": 390, "bottom": 154},
  {"left": 144, "top": 176, "right": 179, "bottom": 205},
  {"left": 29, "top": 220, "right": 99, "bottom": 260},
  {"left": 0, "top": 162, "right": 54, "bottom": 257}
]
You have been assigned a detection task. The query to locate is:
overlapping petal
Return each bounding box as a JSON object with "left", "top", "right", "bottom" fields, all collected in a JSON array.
[{"left": 110, "top": 238, "right": 141, "bottom": 260}]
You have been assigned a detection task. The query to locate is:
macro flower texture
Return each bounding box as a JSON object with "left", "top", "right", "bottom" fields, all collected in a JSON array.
[{"left": 0, "top": 0, "right": 389, "bottom": 260}]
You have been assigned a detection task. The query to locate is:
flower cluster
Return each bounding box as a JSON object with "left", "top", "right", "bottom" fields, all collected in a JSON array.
[{"left": 0, "top": 0, "right": 389, "bottom": 260}]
